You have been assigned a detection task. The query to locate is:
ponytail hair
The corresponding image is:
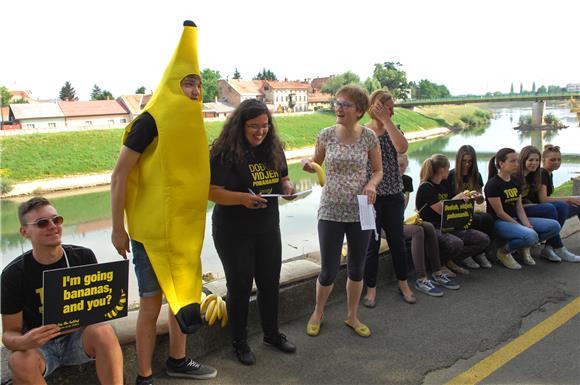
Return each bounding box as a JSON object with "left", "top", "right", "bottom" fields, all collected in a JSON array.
[
  {"left": 488, "top": 148, "right": 516, "bottom": 181},
  {"left": 419, "top": 154, "right": 449, "bottom": 182}
]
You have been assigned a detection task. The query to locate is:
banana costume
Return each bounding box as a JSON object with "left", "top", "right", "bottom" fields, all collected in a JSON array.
[{"left": 123, "top": 20, "right": 208, "bottom": 334}]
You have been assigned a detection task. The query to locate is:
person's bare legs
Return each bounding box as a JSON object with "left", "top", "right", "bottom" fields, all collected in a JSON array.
[
  {"left": 82, "top": 324, "right": 123, "bottom": 385},
  {"left": 308, "top": 280, "right": 333, "bottom": 325},
  {"left": 398, "top": 280, "right": 413, "bottom": 296},
  {"left": 8, "top": 349, "right": 46, "bottom": 385},
  {"left": 136, "top": 294, "right": 162, "bottom": 377},
  {"left": 346, "top": 278, "right": 364, "bottom": 327},
  {"left": 168, "top": 306, "right": 187, "bottom": 359},
  {"left": 364, "top": 286, "right": 376, "bottom": 302}
]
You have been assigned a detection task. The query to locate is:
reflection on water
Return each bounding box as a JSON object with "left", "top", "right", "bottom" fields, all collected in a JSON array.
[{"left": 2, "top": 106, "right": 578, "bottom": 306}]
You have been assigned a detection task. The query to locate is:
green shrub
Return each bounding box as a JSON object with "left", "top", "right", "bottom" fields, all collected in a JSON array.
[{"left": 0, "top": 177, "right": 14, "bottom": 194}]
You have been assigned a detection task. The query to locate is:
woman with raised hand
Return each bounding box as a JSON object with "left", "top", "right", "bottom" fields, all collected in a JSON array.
[
  {"left": 416, "top": 154, "right": 490, "bottom": 276},
  {"left": 398, "top": 154, "right": 460, "bottom": 297},
  {"left": 302, "top": 84, "right": 382, "bottom": 338},
  {"left": 485, "top": 148, "right": 560, "bottom": 269},
  {"left": 209, "top": 99, "right": 296, "bottom": 365},
  {"left": 535, "top": 144, "right": 580, "bottom": 262},
  {"left": 447, "top": 145, "right": 494, "bottom": 269}
]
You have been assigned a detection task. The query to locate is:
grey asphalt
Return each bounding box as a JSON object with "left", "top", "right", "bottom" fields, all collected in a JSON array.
[{"left": 152, "top": 241, "right": 580, "bottom": 385}]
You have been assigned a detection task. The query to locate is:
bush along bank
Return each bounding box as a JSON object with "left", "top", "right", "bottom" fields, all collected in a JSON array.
[{"left": 417, "top": 105, "right": 492, "bottom": 130}]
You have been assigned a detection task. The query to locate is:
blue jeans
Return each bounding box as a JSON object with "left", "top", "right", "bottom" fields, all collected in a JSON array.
[
  {"left": 546, "top": 200, "right": 570, "bottom": 225},
  {"left": 524, "top": 203, "right": 563, "bottom": 248},
  {"left": 39, "top": 330, "right": 94, "bottom": 377},
  {"left": 494, "top": 217, "right": 560, "bottom": 252},
  {"left": 131, "top": 240, "right": 162, "bottom": 297}
]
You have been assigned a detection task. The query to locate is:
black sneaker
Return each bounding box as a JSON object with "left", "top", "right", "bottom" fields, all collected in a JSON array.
[
  {"left": 165, "top": 357, "right": 217, "bottom": 380},
  {"left": 233, "top": 341, "right": 256, "bottom": 365},
  {"left": 135, "top": 375, "right": 154, "bottom": 385},
  {"left": 263, "top": 333, "right": 296, "bottom": 353}
]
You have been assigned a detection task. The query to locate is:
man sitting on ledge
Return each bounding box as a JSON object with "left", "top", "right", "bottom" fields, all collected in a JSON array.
[{"left": 1, "top": 197, "right": 123, "bottom": 385}]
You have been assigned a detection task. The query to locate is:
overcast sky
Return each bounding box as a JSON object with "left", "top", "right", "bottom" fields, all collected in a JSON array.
[{"left": 2, "top": 0, "right": 578, "bottom": 100}]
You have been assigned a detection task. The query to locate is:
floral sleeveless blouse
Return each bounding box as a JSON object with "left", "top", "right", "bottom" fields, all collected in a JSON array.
[{"left": 317, "top": 125, "right": 379, "bottom": 222}]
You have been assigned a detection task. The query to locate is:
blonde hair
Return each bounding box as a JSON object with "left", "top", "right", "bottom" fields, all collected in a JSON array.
[
  {"left": 368, "top": 89, "right": 393, "bottom": 120},
  {"left": 336, "top": 84, "right": 369, "bottom": 121},
  {"left": 419, "top": 154, "right": 449, "bottom": 182}
]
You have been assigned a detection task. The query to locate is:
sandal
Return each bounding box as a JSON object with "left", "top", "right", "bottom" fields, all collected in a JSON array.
[{"left": 306, "top": 314, "right": 323, "bottom": 336}]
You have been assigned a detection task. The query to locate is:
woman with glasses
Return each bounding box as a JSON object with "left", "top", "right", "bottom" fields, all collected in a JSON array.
[
  {"left": 447, "top": 145, "right": 494, "bottom": 270},
  {"left": 302, "top": 84, "right": 382, "bottom": 338},
  {"left": 209, "top": 99, "right": 297, "bottom": 365},
  {"left": 535, "top": 144, "right": 580, "bottom": 262},
  {"left": 361, "top": 89, "right": 416, "bottom": 306}
]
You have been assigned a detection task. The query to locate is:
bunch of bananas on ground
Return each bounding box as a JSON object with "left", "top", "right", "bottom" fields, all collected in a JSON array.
[
  {"left": 404, "top": 213, "right": 423, "bottom": 226},
  {"left": 200, "top": 292, "right": 228, "bottom": 327},
  {"left": 309, "top": 162, "right": 326, "bottom": 187}
]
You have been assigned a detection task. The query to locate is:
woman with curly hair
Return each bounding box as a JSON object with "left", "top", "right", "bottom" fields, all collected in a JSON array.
[{"left": 209, "top": 99, "right": 297, "bottom": 365}]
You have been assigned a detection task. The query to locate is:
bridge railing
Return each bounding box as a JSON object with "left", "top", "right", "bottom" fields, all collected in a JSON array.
[{"left": 396, "top": 92, "right": 580, "bottom": 107}]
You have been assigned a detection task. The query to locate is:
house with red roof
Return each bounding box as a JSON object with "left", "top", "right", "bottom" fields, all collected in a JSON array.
[{"left": 57, "top": 100, "right": 130, "bottom": 129}]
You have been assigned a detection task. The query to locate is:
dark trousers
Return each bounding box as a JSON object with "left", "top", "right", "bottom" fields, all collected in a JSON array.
[
  {"left": 436, "top": 229, "right": 490, "bottom": 263},
  {"left": 364, "top": 193, "right": 408, "bottom": 287},
  {"left": 472, "top": 211, "right": 495, "bottom": 238},
  {"left": 212, "top": 227, "right": 281, "bottom": 343}
]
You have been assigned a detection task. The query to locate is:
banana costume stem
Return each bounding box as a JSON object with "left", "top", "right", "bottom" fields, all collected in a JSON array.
[{"left": 123, "top": 20, "right": 208, "bottom": 334}]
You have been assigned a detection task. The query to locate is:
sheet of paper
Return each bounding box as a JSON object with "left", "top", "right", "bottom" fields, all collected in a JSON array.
[
  {"left": 259, "top": 189, "right": 312, "bottom": 198},
  {"left": 357, "top": 195, "right": 376, "bottom": 231}
]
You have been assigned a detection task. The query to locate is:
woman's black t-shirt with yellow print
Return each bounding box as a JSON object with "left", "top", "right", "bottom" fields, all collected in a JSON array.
[
  {"left": 210, "top": 149, "right": 288, "bottom": 235},
  {"left": 484, "top": 175, "right": 521, "bottom": 220}
]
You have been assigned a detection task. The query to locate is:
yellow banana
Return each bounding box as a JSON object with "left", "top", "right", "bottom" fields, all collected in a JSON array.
[
  {"left": 208, "top": 299, "right": 219, "bottom": 326},
  {"left": 310, "top": 162, "right": 325, "bottom": 187},
  {"left": 201, "top": 294, "right": 217, "bottom": 313},
  {"left": 404, "top": 214, "right": 423, "bottom": 225},
  {"left": 201, "top": 292, "right": 206, "bottom": 303},
  {"left": 216, "top": 296, "right": 222, "bottom": 319},
  {"left": 205, "top": 300, "right": 216, "bottom": 322},
  {"left": 220, "top": 301, "right": 228, "bottom": 328}
]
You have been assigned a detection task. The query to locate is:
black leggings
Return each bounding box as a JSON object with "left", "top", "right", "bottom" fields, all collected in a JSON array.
[
  {"left": 213, "top": 227, "right": 281, "bottom": 343},
  {"left": 364, "top": 193, "right": 408, "bottom": 287},
  {"left": 318, "top": 220, "right": 371, "bottom": 286}
]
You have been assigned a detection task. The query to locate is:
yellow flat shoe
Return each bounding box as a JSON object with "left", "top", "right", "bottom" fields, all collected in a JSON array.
[
  {"left": 306, "top": 321, "right": 320, "bottom": 336},
  {"left": 344, "top": 320, "right": 371, "bottom": 337}
]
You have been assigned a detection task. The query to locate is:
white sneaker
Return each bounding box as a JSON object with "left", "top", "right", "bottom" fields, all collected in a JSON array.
[
  {"left": 497, "top": 248, "right": 522, "bottom": 270},
  {"left": 541, "top": 245, "right": 562, "bottom": 262},
  {"left": 519, "top": 247, "right": 536, "bottom": 266},
  {"left": 554, "top": 247, "right": 580, "bottom": 263},
  {"left": 463, "top": 256, "right": 480, "bottom": 269},
  {"left": 473, "top": 253, "right": 492, "bottom": 268}
]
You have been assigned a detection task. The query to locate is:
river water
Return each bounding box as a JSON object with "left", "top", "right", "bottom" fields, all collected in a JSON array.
[{"left": 2, "top": 105, "right": 578, "bottom": 306}]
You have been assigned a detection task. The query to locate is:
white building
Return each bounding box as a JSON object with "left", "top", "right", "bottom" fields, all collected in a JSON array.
[{"left": 9, "top": 103, "right": 65, "bottom": 129}]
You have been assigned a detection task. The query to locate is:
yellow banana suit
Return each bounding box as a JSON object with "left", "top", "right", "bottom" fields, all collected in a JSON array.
[{"left": 123, "top": 20, "right": 208, "bottom": 333}]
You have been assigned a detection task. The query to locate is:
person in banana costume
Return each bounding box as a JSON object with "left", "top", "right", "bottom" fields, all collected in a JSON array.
[
  {"left": 110, "top": 21, "right": 217, "bottom": 383},
  {"left": 209, "top": 99, "right": 297, "bottom": 365}
]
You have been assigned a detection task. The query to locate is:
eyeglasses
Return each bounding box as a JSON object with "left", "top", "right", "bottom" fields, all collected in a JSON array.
[
  {"left": 26, "top": 215, "right": 64, "bottom": 228},
  {"left": 544, "top": 145, "right": 560, "bottom": 152},
  {"left": 245, "top": 123, "right": 270, "bottom": 131},
  {"left": 335, "top": 101, "right": 355, "bottom": 109}
]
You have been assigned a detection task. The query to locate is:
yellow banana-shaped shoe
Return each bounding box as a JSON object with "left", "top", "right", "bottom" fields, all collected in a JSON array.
[{"left": 310, "top": 162, "right": 326, "bottom": 187}]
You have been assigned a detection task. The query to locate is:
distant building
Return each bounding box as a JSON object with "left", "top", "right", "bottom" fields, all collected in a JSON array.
[
  {"left": 307, "top": 90, "right": 333, "bottom": 111},
  {"left": 57, "top": 100, "right": 130, "bottom": 129},
  {"left": 218, "top": 80, "right": 264, "bottom": 107},
  {"left": 202, "top": 100, "right": 235, "bottom": 119},
  {"left": 9, "top": 90, "right": 35, "bottom": 103},
  {"left": 566, "top": 83, "right": 580, "bottom": 92},
  {"left": 9, "top": 102, "right": 65, "bottom": 130},
  {"left": 117, "top": 94, "right": 151, "bottom": 122},
  {"left": 262, "top": 80, "right": 310, "bottom": 112}
]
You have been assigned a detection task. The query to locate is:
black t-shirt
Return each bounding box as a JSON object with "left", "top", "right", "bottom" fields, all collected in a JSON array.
[
  {"left": 211, "top": 149, "right": 288, "bottom": 235},
  {"left": 402, "top": 174, "right": 413, "bottom": 194},
  {"left": 415, "top": 180, "right": 449, "bottom": 228},
  {"left": 1, "top": 245, "right": 97, "bottom": 331},
  {"left": 484, "top": 175, "right": 521, "bottom": 219},
  {"left": 447, "top": 169, "right": 484, "bottom": 196},
  {"left": 123, "top": 112, "right": 158, "bottom": 153},
  {"left": 540, "top": 168, "right": 554, "bottom": 196},
  {"left": 520, "top": 172, "right": 540, "bottom": 204}
]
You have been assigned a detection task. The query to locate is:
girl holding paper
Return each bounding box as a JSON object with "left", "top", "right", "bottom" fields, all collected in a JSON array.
[{"left": 302, "top": 84, "right": 382, "bottom": 338}]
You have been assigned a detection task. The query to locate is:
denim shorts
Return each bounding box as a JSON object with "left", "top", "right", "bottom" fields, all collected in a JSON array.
[
  {"left": 39, "top": 329, "right": 93, "bottom": 377},
  {"left": 131, "top": 239, "right": 162, "bottom": 297}
]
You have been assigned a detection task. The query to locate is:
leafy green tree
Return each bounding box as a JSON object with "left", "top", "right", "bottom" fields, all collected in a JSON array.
[
  {"left": 532, "top": 82, "right": 536, "bottom": 93},
  {"left": 547, "top": 85, "right": 564, "bottom": 93},
  {"left": 363, "top": 77, "right": 381, "bottom": 94},
  {"left": 413, "top": 79, "right": 451, "bottom": 99},
  {"left": 233, "top": 68, "right": 241, "bottom": 80},
  {"left": 1, "top": 86, "right": 11, "bottom": 105},
  {"left": 59, "top": 81, "right": 78, "bottom": 101},
  {"left": 321, "top": 71, "right": 361, "bottom": 96},
  {"left": 91, "top": 85, "right": 114, "bottom": 100},
  {"left": 253, "top": 68, "right": 277, "bottom": 81},
  {"left": 536, "top": 85, "right": 547, "bottom": 94},
  {"left": 135, "top": 86, "right": 146, "bottom": 94},
  {"left": 372, "top": 61, "right": 409, "bottom": 100},
  {"left": 201, "top": 68, "right": 221, "bottom": 102},
  {"left": 510, "top": 83, "right": 514, "bottom": 95}
]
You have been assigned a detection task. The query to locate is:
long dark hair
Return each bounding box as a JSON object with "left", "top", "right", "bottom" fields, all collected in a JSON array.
[
  {"left": 454, "top": 145, "right": 481, "bottom": 193},
  {"left": 488, "top": 148, "right": 516, "bottom": 180},
  {"left": 518, "top": 145, "right": 541, "bottom": 194},
  {"left": 210, "top": 99, "right": 285, "bottom": 169}
]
